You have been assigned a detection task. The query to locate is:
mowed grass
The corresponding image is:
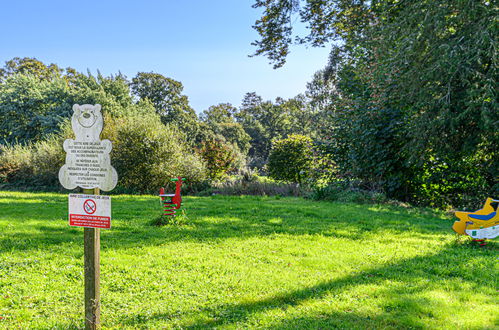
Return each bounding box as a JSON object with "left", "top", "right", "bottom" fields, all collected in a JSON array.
[{"left": 0, "top": 191, "right": 497, "bottom": 329}]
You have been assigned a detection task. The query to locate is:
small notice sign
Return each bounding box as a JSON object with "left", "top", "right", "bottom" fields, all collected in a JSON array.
[{"left": 69, "top": 194, "right": 111, "bottom": 229}]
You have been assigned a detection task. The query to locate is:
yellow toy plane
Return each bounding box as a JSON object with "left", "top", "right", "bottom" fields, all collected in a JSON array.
[{"left": 452, "top": 197, "right": 499, "bottom": 245}]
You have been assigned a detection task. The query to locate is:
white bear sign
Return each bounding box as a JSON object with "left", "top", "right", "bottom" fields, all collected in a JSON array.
[{"left": 58, "top": 104, "right": 118, "bottom": 191}]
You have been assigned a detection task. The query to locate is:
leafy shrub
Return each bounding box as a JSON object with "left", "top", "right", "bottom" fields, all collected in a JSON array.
[
  {"left": 0, "top": 135, "right": 65, "bottom": 189},
  {"left": 411, "top": 155, "right": 495, "bottom": 210},
  {"left": 0, "top": 144, "right": 31, "bottom": 185},
  {"left": 268, "top": 134, "right": 314, "bottom": 183},
  {"left": 330, "top": 107, "right": 408, "bottom": 196},
  {"left": 196, "top": 137, "right": 242, "bottom": 180},
  {"left": 110, "top": 113, "right": 207, "bottom": 193}
]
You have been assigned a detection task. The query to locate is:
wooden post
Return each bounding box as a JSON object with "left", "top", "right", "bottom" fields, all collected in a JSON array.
[{"left": 83, "top": 188, "right": 100, "bottom": 330}]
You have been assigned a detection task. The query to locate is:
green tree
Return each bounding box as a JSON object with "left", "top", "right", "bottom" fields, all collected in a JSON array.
[
  {"left": 0, "top": 57, "right": 62, "bottom": 82},
  {"left": 130, "top": 72, "right": 199, "bottom": 138},
  {"left": 305, "top": 69, "right": 337, "bottom": 114},
  {"left": 253, "top": 0, "right": 497, "bottom": 205},
  {"left": 0, "top": 75, "right": 70, "bottom": 144},
  {"left": 196, "top": 137, "right": 239, "bottom": 180},
  {"left": 268, "top": 134, "right": 314, "bottom": 184},
  {"left": 201, "top": 103, "right": 251, "bottom": 155},
  {"left": 237, "top": 92, "right": 315, "bottom": 169},
  {"left": 200, "top": 103, "right": 237, "bottom": 124},
  {"left": 251, "top": 0, "right": 371, "bottom": 68},
  {"left": 236, "top": 93, "right": 283, "bottom": 167},
  {"left": 0, "top": 61, "right": 139, "bottom": 145},
  {"left": 275, "top": 95, "right": 316, "bottom": 138}
]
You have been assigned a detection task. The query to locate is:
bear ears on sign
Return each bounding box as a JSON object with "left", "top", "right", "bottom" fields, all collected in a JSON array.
[{"left": 72, "top": 104, "right": 102, "bottom": 112}]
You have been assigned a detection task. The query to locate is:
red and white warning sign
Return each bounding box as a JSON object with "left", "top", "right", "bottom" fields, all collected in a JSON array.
[{"left": 69, "top": 194, "right": 111, "bottom": 229}]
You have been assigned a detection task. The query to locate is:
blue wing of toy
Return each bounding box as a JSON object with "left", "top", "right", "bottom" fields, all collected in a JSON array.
[{"left": 469, "top": 212, "right": 496, "bottom": 221}]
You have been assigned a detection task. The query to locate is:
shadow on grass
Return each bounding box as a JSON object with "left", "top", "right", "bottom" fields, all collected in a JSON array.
[
  {"left": 115, "top": 244, "right": 497, "bottom": 328},
  {"left": 0, "top": 192, "right": 477, "bottom": 255},
  {"left": 1, "top": 193, "right": 497, "bottom": 328},
  {"left": 0, "top": 195, "right": 455, "bottom": 254}
]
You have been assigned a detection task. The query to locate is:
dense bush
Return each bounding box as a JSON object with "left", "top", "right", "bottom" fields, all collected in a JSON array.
[
  {"left": 196, "top": 137, "right": 243, "bottom": 180},
  {"left": 331, "top": 107, "right": 409, "bottom": 196},
  {"left": 411, "top": 155, "right": 495, "bottom": 210},
  {"left": 0, "top": 136, "right": 65, "bottom": 189},
  {"left": 108, "top": 113, "right": 207, "bottom": 193},
  {"left": 268, "top": 134, "right": 314, "bottom": 184}
]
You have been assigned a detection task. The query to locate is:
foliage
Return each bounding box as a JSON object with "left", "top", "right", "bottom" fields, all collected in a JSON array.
[
  {"left": 0, "top": 57, "right": 62, "bottom": 82},
  {"left": 0, "top": 135, "right": 65, "bottom": 189},
  {"left": 309, "top": 141, "right": 337, "bottom": 185},
  {"left": 0, "top": 75, "right": 62, "bottom": 144},
  {"left": 236, "top": 92, "right": 315, "bottom": 168},
  {"left": 252, "top": 0, "right": 498, "bottom": 208},
  {"left": 251, "top": 0, "right": 370, "bottom": 68},
  {"left": 201, "top": 103, "right": 251, "bottom": 154},
  {"left": 196, "top": 137, "right": 240, "bottom": 180},
  {"left": 0, "top": 69, "right": 135, "bottom": 145},
  {"left": 268, "top": 134, "right": 314, "bottom": 183},
  {"left": 0, "top": 59, "right": 202, "bottom": 147},
  {"left": 411, "top": 154, "right": 496, "bottom": 210},
  {"left": 305, "top": 69, "right": 337, "bottom": 113},
  {"left": 130, "top": 72, "right": 199, "bottom": 139},
  {"left": 200, "top": 102, "right": 238, "bottom": 124},
  {"left": 0, "top": 104, "right": 208, "bottom": 193},
  {"left": 110, "top": 112, "right": 207, "bottom": 193},
  {"left": 332, "top": 106, "right": 409, "bottom": 196}
]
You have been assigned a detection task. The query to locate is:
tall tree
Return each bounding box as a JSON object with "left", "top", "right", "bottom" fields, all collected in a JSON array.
[
  {"left": 200, "top": 103, "right": 237, "bottom": 125},
  {"left": 0, "top": 59, "right": 143, "bottom": 144},
  {"left": 252, "top": 0, "right": 497, "bottom": 205},
  {"left": 130, "top": 72, "right": 199, "bottom": 137},
  {"left": 236, "top": 92, "right": 315, "bottom": 169},
  {"left": 0, "top": 57, "right": 63, "bottom": 82},
  {"left": 201, "top": 103, "right": 251, "bottom": 155}
]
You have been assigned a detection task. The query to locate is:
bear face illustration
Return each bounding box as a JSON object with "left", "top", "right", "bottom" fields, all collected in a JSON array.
[
  {"left": 78, "top": 106, "right": 97, "bottom": 127},
  {"left": 72, "top": 104, "right": 103, "bottom": 141}
]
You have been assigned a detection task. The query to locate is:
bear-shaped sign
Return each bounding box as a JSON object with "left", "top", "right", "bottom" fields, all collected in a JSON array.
[{"left": 59, "top": 104, "right": 118, "bottom": 191}]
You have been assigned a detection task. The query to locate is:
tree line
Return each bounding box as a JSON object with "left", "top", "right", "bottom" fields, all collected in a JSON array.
[
  {"left": 0, "top": 0, "right": 496, "bottom": 209},
  {"left": 0, "top": 57, "right": 321, "bottom": 193}
]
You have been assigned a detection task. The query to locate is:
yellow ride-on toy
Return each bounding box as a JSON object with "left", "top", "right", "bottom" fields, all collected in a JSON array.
[{"left": 452, "top": 197, "right": 499, "bottom": 245}]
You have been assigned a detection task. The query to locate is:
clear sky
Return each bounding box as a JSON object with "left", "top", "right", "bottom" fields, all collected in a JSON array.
[{"left": 0, "top": 0, "right": 331, "bottom": 112}]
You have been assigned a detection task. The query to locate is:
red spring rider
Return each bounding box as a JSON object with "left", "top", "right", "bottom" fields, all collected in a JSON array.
[{"left": 159, "top": 177, "right": 186, "bottom": 216}]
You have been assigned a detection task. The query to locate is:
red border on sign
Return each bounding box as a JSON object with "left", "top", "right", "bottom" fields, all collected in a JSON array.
[
  {"left": 69, "top": 214, "right": 111, "bottom": 229},
  {"left": 83, "top": 199, "right": 97, "bottom": 214}
]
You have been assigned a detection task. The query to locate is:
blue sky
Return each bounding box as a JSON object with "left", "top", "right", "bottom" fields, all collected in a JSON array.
[{"left": 0, "top": 0, "right": 331, "bottom": 112}]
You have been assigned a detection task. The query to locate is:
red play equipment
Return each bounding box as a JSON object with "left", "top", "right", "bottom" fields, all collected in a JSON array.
[{"left": 159, "top": 177, "right": 186, "bottom": 216}]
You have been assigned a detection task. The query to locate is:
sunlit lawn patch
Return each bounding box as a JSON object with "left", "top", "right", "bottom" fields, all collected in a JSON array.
[{"left": 0, "top": 191, "right": 497, "bottom": 328}]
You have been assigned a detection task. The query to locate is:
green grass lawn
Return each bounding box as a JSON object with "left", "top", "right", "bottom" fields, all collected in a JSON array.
[{"left": 0, "top": 191, "right": 497, "bottom": 329}]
